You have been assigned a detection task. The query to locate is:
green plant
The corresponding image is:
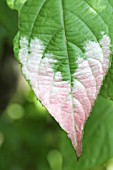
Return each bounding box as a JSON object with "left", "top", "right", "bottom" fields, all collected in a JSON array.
[{"left": 5, "top": 0, "right": 113, "bottom": 169}]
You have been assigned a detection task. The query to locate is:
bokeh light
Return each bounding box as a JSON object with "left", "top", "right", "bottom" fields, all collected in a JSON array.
[{"left": 6, "top": 103, "right": 24, "bottom": 120}]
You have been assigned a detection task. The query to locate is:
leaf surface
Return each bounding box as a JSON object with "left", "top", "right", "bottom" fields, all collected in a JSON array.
[
  {"left": 0, "top": 0, "right": 17, "bottom": 44},
  {"left": 7, "top": 0, "right": 27, "bottom": 11},
  {"left": 7, "top": 0, "right": 113, "bottom": 158}
]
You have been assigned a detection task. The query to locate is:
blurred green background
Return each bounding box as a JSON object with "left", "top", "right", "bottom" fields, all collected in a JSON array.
[{"left": 1, "top": 0, "right": 113, "bottom": 170}]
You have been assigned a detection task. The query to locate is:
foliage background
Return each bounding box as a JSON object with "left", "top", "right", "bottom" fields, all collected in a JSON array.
[{"left": 0, "top": 0, "right": 113, "bottom": 169}]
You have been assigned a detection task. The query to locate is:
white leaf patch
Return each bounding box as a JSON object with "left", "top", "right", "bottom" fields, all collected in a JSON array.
[{"left": 19, "top": 34, "right": 110, "bottom": 158}]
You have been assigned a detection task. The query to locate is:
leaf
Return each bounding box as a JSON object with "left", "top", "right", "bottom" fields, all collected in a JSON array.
[
  {"left": 0, "top": 0, "right": 17, "bottom": 60},
  {"left": 7, "top": 0, "right": 113, "bottom": 158},
  {"left": 100, "top": 59, "right": 113, "bottom": 100},
  {"left": 80, "top": 1, "right": 113, "bottom": 102},
  {"left": 60, "top": 96, "right": 113, "bottom": 169},
  {"left": 7, "top": 0, "right": 27, "bottom": 11},
  {"left": 0, "top": 27, "right": 7, "bottom": 58},
  {"left": 0, "top": 0, "right": 17, "bottom": 44}
]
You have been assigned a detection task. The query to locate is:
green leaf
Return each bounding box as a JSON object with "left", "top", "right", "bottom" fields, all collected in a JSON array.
[
  {"left": 7, "top": 0, "right": 113, "bottom": 158},
  {"left": 7, "top": 0, "right": 27, "bottom": 11},
  {"left": 100, "top": 58, "right": 113, "bottom": 100},
  {"left": 60, "top": 96, "right": 113, "bottom": 170},
  {"left": 0, "top": 26, "right": 7, "bottom": 58},
  {"left": 0, "top": 0, "right": 17, "bottom": 59},
  {"left": 0, "top": 0, "right": 17, "bottom": 44}
]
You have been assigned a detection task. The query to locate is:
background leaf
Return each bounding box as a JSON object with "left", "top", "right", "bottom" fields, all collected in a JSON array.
[
  {"left": 0, "top": 0, "right": 18, "bottom": 111},
  {"left": 7, "top": 0, "right": 27, "bottom": 11},
  {"left": 0, "top": 0, "right": 17, "bottom": 44}
]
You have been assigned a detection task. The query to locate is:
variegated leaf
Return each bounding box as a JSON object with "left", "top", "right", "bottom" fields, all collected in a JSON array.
[{"left": 7, "top": 0, "right": 113, "bottom": 158}]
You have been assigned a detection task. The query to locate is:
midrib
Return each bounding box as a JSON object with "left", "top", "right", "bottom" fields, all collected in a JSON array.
[{"left": 60, "top": 0, "right": 77, "bottom": 147}]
